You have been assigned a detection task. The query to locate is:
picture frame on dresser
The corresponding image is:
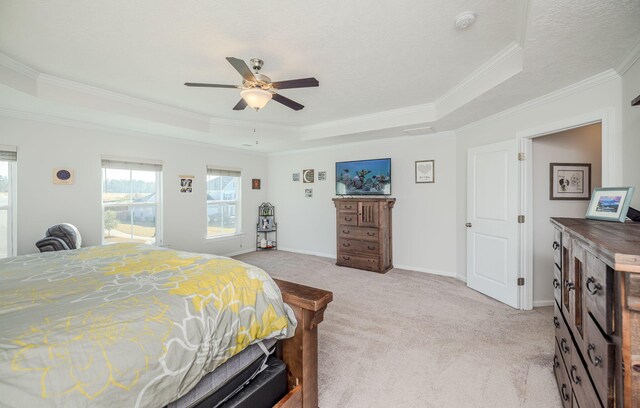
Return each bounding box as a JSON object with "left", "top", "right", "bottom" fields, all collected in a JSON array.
[{"left": 585, "top": 187, "right": 635, "bottom": 222}]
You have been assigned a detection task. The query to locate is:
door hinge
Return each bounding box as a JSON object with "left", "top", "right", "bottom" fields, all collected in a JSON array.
[
  {"left": 517, "top": 277, "right": 525, "bottom": 286},
  {"left": 518, "top": 215, "right": 525, "bottom": 223},
  {"left": 518, "top": 152, "right": 525, "bottom": 161}
]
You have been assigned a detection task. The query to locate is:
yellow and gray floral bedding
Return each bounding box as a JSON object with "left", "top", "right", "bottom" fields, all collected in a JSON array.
[{"left": 0, "top": 243, "right": 296, "bottom": 408}]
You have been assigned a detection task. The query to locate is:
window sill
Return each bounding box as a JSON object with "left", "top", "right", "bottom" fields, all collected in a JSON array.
[{"left": 205, "top": 232, "right": 246, "bottom": 242}]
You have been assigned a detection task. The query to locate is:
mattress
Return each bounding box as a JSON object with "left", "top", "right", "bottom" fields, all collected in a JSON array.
[{"left": 169, "top": 338, "right": 277, "bottom": 408}]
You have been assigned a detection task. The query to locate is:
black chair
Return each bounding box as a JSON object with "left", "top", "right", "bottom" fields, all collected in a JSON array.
[{"left": 35, "top": 223, "right": 82, "bottom": 252}]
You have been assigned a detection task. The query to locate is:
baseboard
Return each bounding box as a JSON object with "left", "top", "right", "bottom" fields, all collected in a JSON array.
[
  {"left": 393, "top": 263, "right": 458, "bottom": 279},
  {"left": 226, "top": 248, "right": 257, "bottom": 257},
  {"left": 276, "top": 247, "right": 336, "bottom": 259},
  {"left": 456, "top": 273, "right": 467, "bottom": 283},
  {"left": 533, "top": 300, "right": 555, "bottom": 308}
]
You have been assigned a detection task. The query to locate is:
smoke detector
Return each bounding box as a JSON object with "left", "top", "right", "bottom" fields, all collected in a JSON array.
[{"left": 455, "top": 12, "right": 476, "bottom": 30}]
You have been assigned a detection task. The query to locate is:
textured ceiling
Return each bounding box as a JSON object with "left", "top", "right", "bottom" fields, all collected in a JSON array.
[{"left": 0, "top": 0, "right": 639, "bottom": 151}]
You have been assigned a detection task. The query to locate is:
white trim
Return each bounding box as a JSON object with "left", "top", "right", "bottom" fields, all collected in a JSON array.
[
  {"left": 0, "top": 144, "right": 17, "bottom": 152},
  {"left": 516, "top": 0, "right": 533, "bottom": 46},
  {"left": 276, "top": 247, "right": 335, "bottom": 259},
  {"left": 393, "top": 264, "right": 459, "bottom": 279},
  {"left": 517, "top": 109, "right": 614, "bottom": 310},
  {"left": 203, "top": 232, "right": 246, "bottom": 243},
  {"left": 225, "top": 248, "right": 256, "bottom": 257},
  {"left": 616, "top": 36, "right": 640, "bottom": 76},
  {"left": 533, "top": 300, "right": 555, "bottom": 308},
  {"left": 0, "top": 53, "right": 39, "bottom": 80},
  {"left": 458, "top": 70, "right": 620, "bottom": 133}
]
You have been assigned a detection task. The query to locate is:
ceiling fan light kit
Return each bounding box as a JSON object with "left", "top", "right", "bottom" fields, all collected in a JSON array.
[{"left": 185, "top": 57, "right": 319, "bottom": 112}]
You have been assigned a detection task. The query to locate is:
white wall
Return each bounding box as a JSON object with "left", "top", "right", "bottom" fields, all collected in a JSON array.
[
  {"left": 0, "top": 116, "right": 268, "bottom": 256},
  {"left": 267, "top": 132, "right": 459, "bottom": 278},
  {"left": 622, "top": 57, "right": 640, "bottom": 209},
  {"left": 531, "top": 124, "right": 602, "bottom": 305},
  {"left": 455, "top": 75, "right": 622, "bottom": 285}
]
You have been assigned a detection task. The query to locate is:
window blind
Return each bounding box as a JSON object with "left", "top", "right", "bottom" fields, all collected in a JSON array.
[
  {"left": 0, "top": 146, "right": 17, "bottom": 162},
  {"left": 207, "top": 167, "right": 241, "bottom": 177},
  {"left": 101, "top": 158, "right": 162, "bottom": 172}
]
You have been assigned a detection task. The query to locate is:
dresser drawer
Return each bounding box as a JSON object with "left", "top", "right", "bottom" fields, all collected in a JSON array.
[
  {"left": 338, "top": 239, "right": 379, "bottom": 254},
  {"left": 554, "top": 340, "right": 573, "bottom": 408},
  {"left": 584, "top": 314, "right": 613, "bottom": 405},
  {"left": 569, "top": 348, "right": 603, "bottom": 408},
  {"left": 337, "top": 202, "right": 357, "bottom": 212},
  {"left": 555, "top": 303, "right": 573, "bottom": 366},
  {"left": 338, "top": 226, "right": 378, "bottom": 242},
  {"left": 337, "top": 212, "right": 358, "bottom": 226},
  {"left": 584, "top": 251, "right": 612, "bottom": 334},
  {"left": 337, "top": 254, "right": 380, "bottom": 272},
  {"left": 554, "top": 265, "right": 562, "bottom": 308},
  {"left": 554, "top": 228, "right": 563, "bottom": 270}
]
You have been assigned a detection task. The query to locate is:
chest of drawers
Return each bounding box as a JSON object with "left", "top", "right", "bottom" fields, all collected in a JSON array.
[
  {"left": 332, "top": 197, "right": 395, "bottom": 273},
  {"left": 551, "top": 217, "right": 640, "bottom": 407}
]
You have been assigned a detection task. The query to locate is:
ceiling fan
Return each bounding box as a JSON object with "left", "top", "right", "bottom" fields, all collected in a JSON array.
[{"left": 185, "top": 57, "right": 319, "bottom": 111}]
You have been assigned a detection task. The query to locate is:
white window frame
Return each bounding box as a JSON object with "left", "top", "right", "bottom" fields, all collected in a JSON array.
[
  {"left": 0, "top": 147, "right": 17, "bottom": 257},
  {"left": 101, "top": 157, "right": 163, "bottom": 245},
  {"left": 206, "top": 167, "right": 242, "bottom": 238}
]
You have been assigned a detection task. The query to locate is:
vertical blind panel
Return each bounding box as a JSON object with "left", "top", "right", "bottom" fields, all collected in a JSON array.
[
  {"left": 207, "top": 167, "right": 241, "bottom": 177},
  {"left": 101, "top": 159, "right": 162, "bottom": 172},
  {"left": 0, "top": 151, "right": 17, "bottom": 161}
]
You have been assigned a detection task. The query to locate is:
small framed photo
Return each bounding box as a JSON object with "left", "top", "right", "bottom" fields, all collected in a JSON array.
[
  {"left": 252, "top": 179, "right": 261, "bottom": 189},
  {"left": 318, "top": 171, "right": 327, "bottom": 181},
  {"left": 258, "top": 215, "right": 275, "bottom": 231},
  {"left": 303, "top": 169, "right": 315, "bottom": 183},
  {"left": 415, "top": 160, "right": 434, "bottom": 183},
  {"left": 292, "top": 173, "right": 300, "bottom": 182},
  {"left": 586, "top": 187, "right": 635, "bottom": 222},
  {"left": 179, "top": 175, "right": 194, "bottom": 193},
  {"left": 550, "top": 163, "right": 591, "bottom": 200},
  {"left": 305, "top": 188, "right": 313, "bottom": 198},
  {"left": 53, "top": 168, "right": 75, "bottom": 185}
]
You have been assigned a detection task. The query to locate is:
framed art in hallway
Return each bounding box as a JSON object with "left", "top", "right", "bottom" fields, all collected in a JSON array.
[
  {"left": 415, "top": 160, "right": 434, "bottom": 183},
  {"left": 549, "top": 163, "right": 591, "bottom": 200}
]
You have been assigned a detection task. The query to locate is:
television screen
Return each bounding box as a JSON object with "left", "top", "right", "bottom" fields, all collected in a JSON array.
[{"left": 336, "top": 158, "right": 391, "bottom": 195}]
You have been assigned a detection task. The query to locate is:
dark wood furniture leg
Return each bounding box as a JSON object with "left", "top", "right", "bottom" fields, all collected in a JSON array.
[{"left": 274, "top": 279, "right": 333, "bottom": 408}]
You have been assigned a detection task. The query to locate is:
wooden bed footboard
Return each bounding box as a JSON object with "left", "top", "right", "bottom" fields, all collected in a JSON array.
[{"left": 273, "top": 279, "right": 333, "bottom": 408}]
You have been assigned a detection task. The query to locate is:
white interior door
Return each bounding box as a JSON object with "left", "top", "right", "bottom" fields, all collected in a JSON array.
[{"left": 467, "top": 139, "right": 519, "bottom": 308}]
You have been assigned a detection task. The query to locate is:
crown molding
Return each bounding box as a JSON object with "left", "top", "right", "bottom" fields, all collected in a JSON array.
[
  {"left": 208, "top": 116, "right": 297, "bottom": 133},
  {"left": 616, "top": 35, "right": 640, "bottom": 76},
  {"left": 457, "top": 69, "right": 620, "bottom": 133},
  {"left": 0, "top": 53, "right": 39, "bottom": 80},
  {"left": 516, "top": 0, "right": 532, "bottom": 46},
  {"left": 434, "top": 42, "right": 523, "bottom": 119},
  {"left": 0, "top": 107, "right": 267, "bottom": 156},
  {"left": 37, "top": 73, "right": 211, "bottom": 123}
]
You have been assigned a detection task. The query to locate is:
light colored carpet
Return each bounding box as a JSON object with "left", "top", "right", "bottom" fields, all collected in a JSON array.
[{"left": 235, "top": 250, "right": 561, "bottom": 408}]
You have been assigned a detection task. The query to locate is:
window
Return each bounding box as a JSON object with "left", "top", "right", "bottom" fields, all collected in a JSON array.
[
  {"left": 101, "top": 158, "right": 162, "bottom": 245},
  {"left": 0, "top": 147, "right": 16, "bottom": 258},
  {"left": 207, "top": 167, "right": 241, "bottom": 237}
]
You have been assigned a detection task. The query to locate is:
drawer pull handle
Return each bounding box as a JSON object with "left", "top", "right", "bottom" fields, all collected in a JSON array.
[
  {"left": 560, "top": 338, "right": 569, "bottom": 354},
  {"left": 367, "top": 245, "right": 376, "bottom": 250},
  {"left": 586, "top": 277, "right": 602, "bottom": 295},
  {"left": 570, "top": 366, "right": 581, "bottom": 384},
  {"left": 553, "top": 355, "right": 560, "bottom": 369},
  {"left": 342, "top": 256, "right": 351, "bottom": 260},
  {"left": 367, "top": 232, "right": 375, "bottom": 236},
  {"left": 553, "top": 316, "right": 560, "bottom": 328},
  {"left": 565, "top": 280, "right": 575, "bottom": 291},
  {"left": 342, "top": 243, "right": 351, "bottom": 247},
  {"left": 560, "top": 384, "right": 570, "bottom": 402},
  {"left": 342, "top": 230, "right": 350, "bottom": 234},
  {"left": 553, "top": 278, "right": 560, "bottom": 289},
  {"left": 344, "top": 217, "right": 353, "bottom": 222},
  {"left": 587, "top": 343, "right": 602, "bottom": 367},
  {"left": 553, "top": 241, "right": 560, "bottom": 250},
  {"left": 345, "top": 205, "right": 352, "bottom": 209}
]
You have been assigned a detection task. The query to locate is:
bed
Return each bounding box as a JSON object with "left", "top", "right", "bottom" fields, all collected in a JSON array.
[{"left": 0, "top": 243, "right": 332, "bottom": 408}]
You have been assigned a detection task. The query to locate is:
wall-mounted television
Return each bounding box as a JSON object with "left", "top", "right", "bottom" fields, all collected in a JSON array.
[{"left": 336, "top": 158, "right": 391, "bottom": 195}]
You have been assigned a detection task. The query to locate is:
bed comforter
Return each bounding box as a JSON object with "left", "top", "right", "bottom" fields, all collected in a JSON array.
[{"left": 0, "top": 243, "right": 296, "bottom": 408}]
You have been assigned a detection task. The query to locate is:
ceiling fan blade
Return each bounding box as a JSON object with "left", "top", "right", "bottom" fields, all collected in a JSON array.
[
  {"left": 184, "top": 82, "right": 239, "bottom": 88},
  {"left": 226, "top": 57, "right": 256, "bottom": 82},
  {"left": 271, "top": 77, "right": 319, "bottom": 90},
  {"left": 272, "top": 93, "right": 304, "bottom": 111},
  {"left": 233, "top": 99, "right": 248, "bottom": 111}
]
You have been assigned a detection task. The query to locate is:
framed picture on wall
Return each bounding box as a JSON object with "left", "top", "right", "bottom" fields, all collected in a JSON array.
[
  {"left": 586, "top": 187, "right": 635, "bottom": 222},
  {"left": 549, "top": 163, "right": 591, "bottom": 200},
  {"left": 415, "top": 160, "right": 434, "bottom": 183}
]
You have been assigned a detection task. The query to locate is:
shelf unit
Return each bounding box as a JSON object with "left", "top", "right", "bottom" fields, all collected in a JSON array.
[{"left": 256, "top": 202, "right": 277, "bottom": 251}]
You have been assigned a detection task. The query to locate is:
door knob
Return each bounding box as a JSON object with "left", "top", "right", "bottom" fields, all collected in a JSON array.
[{"left": 465, "top": 223, "right": 472, "bottom": 228}]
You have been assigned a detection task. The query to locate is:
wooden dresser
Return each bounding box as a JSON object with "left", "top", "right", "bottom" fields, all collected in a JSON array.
[
  {"left": 551, "top": 217, "right": 640, "bottom": 408},
  {"left": 332, "top": 197, "right": 395, "bottom": 273}
]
